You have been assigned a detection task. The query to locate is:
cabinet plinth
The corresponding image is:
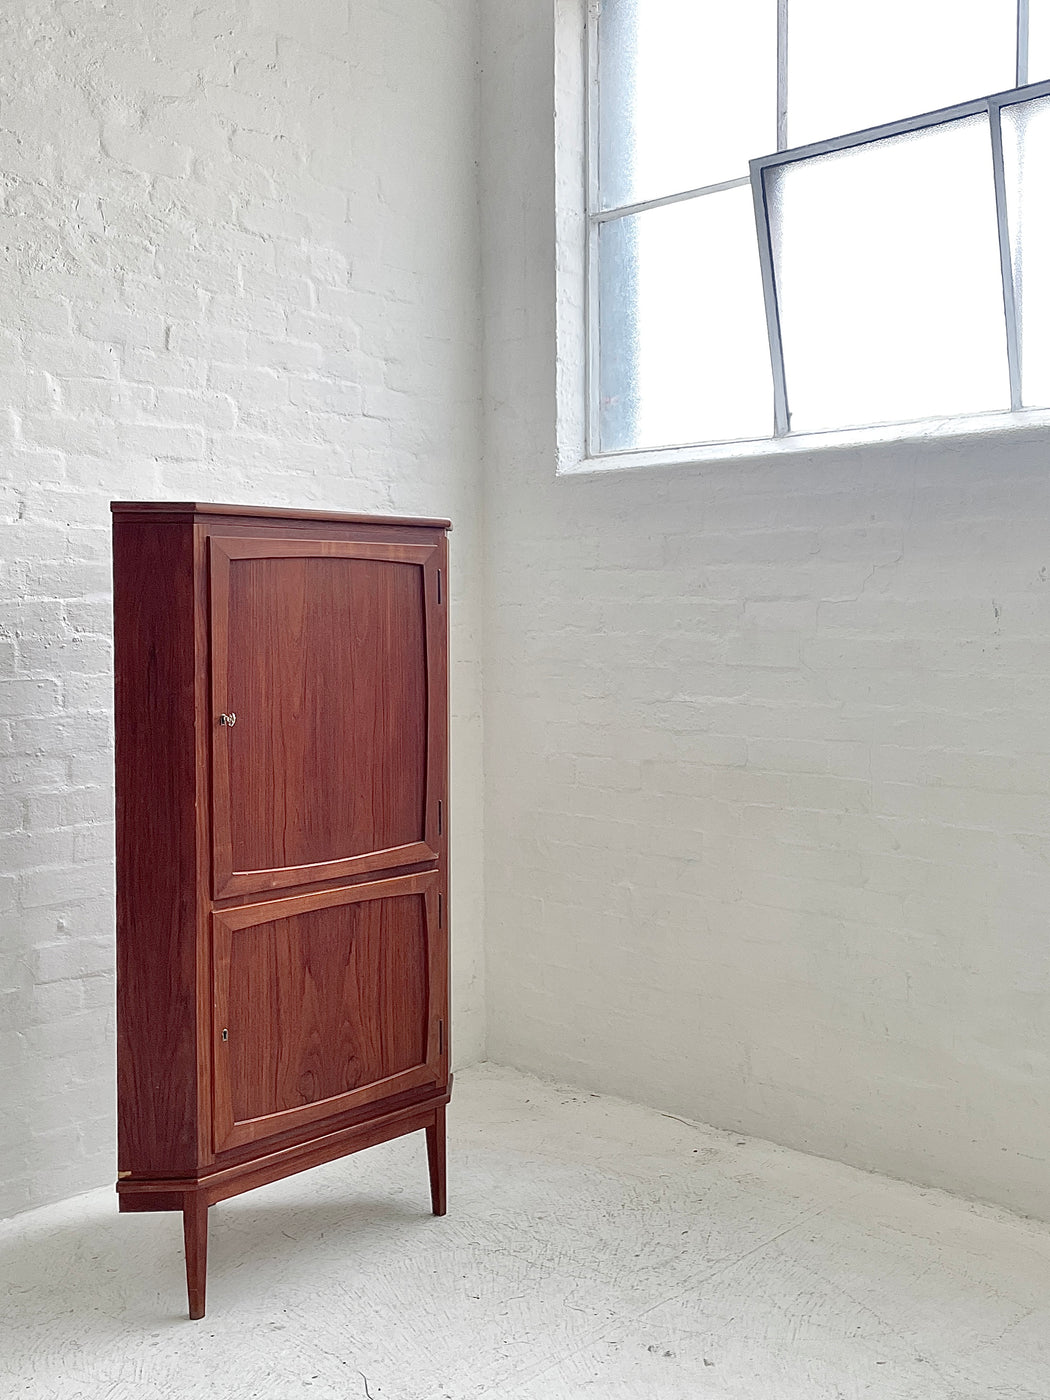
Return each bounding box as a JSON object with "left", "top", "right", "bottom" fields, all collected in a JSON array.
[{"left": 112, "top": 502, "right": 451, "bottom": 1319}]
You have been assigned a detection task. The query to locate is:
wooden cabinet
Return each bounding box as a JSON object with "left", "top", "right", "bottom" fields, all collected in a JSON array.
[{"left": 112, "top": 502, "right": 451, "bottom": 1319}]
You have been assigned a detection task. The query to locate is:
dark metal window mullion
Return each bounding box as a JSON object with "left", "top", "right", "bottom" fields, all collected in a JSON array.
[
  {"left": 751, "top": 160, "right": 790, "bottom": 436},
  {"left": 988, "top": 96, "right": 1023, "bottom": 409},
  {"left": 750, "top": 80, "right": 1050, "bottom": 436},
  {"left": 585, "top": 0, "right": 601, "bottom": 457},
  {"left": 753, "top": 0, "right": 793, "bottom": 437},
  {"left": 777, "top": 0, "right": 789, "bottom": 151}
]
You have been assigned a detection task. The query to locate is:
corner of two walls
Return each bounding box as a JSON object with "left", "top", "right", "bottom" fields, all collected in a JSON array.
[
  {"left": 478, "top": 0, "right": 1050, "bottom": 1223},
  {"left": 0, "top": 0, "right": 486, "bottom": 1217},
  {"left": 6, "top": 0, "right": 1049, "bottom": 1229}
]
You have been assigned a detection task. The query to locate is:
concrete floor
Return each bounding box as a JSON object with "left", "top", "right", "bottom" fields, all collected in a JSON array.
[{"left": 3, "top": 1065, "right": 1049, "bottom": 1399}]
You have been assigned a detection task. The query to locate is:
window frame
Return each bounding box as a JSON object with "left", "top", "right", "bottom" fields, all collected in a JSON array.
[{"left": 584, "top": 0, "right": 1050, "bottom": 464}]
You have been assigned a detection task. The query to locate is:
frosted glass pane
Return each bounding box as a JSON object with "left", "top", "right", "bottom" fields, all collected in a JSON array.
[
  {"left": 598, "top": 187, "right": 773, "bottom": 453},
  {"left": 770, "top": 118, "right": 1009, "bottom": 433},
  {"left": 1002, "top": 97, "right": 1050, "bottom": 407},
  {"left": 1030, "top": 1, "right": 1050, "bottom": 81},
  {"left": 788, "top": 0, "right": 1016, "bottom": 147},
  {"left": 597, "top": 0, "right": 777, "bottom": 210}
]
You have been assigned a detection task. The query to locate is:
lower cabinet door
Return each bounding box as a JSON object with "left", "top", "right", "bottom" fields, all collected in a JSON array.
[{"left": 211, "top": 871, "right": 446, "bottom": 1153}]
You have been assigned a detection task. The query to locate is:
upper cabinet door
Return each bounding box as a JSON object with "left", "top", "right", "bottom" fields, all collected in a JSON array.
[{"left": 209, "top": 535, "right": 445, "bottom": 899}]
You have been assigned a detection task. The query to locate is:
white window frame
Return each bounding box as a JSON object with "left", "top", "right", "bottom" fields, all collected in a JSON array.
[{"left": 561, "top": 0, "right": 1050, "bottom": 477}]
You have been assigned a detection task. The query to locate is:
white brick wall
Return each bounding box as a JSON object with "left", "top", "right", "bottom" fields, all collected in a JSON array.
[
  {"left": 0, "top": 0, "right": 485, "bottom": 1216},
  {"left": 480, "top": 2, "right": 1050, "bottom": 1221},
  {"left": 8, "top": 0, "right": 1050, "bottom": 1231}
]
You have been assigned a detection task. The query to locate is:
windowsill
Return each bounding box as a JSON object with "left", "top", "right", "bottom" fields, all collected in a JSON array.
[{"left": 558, "top": 406, "right": 1050, "bottom": 478}]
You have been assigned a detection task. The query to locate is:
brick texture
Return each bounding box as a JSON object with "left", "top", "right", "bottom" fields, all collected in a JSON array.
[
  {"left": 480, "top": 0, "right": 1050, "bottom": 1222},
  {"left": 0, "top": 0, "right": 485, "bottom": 1217}
]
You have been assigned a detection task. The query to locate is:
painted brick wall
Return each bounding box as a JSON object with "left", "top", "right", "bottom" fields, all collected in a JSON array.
[
  {"left": 480, "top": 2, "right": 1050, "bottom": 1221},
  {"left": 0, "top": 0, "right": 485, "bottom": 1216}
]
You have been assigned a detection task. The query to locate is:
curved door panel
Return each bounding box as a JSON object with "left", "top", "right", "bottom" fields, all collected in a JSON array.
[
  {"left": 212, "top": 873, "right": 445, "bottom": 1153},
  {"left": 210, "top": 536, "right": 442, "bottom": 898}
]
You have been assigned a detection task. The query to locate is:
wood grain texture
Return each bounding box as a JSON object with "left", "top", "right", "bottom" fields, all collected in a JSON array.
[
  {"left": 192, "top": 523, "right": 214, "bottom": 1169},
  {"left": 117, "top": 1190, "right": 186, "bottom": 1212},
  {"left": 216, "top": 879, "right": 436, "bottom": 1147},
  {"left": 113, "top": 519, "right": 201, "bottom": 1175},
  {"left": 111, "top": 501, "right": 452, "bottom": 528},
  {"left": 117, "top": 1082, "right": 451, "bottom": 1209},
  {"left": 427, "top": 1104, "right": 447, "bottom": 1216},
  {"left": 182, "top": 1194, "right": 208, "bottom": 1320},
  {"left": 209, "top": 1075, "right": 450, "bottom": 1172},
  {"left": 210, "top": 537, "right": 436, "bottom": 898},
  {"left": 112, "top": 502, "right": 451, "bottom": 1318}
]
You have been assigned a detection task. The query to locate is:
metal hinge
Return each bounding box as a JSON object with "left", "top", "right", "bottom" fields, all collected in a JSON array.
[
  {"left": 438, "top": 893, "right": 443, "bottom": 928},
  {"left": 438, "top": 1019, "right": 444, "bottom": 1055},
  {"left": 437, "top": 569, "right": 442, "bottom": 605},
  {"left": 438, "top": 799, "right": 443, "bottom": 836}
]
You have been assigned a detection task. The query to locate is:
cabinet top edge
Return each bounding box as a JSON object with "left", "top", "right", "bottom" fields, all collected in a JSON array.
[{"left": 110, "top": 501, "right": 452, "bottom": 530}]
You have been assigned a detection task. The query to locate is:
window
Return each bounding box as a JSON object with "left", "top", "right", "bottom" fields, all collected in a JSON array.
[{"left": 589, "top": 0, "right": 1050, "bottom": 459}]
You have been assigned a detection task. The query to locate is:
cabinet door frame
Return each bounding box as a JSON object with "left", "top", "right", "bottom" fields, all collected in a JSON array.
[
  {"left": 211, "top": 872, "right": 447, "bottom": 1154},
  {"left": 209, "top": 535, "right": 443, "bottom": 899}
]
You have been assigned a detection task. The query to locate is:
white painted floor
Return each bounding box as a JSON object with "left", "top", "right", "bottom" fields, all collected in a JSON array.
[{"left": 3, "top": 1064, "right": 1050, "bottom": 1399}]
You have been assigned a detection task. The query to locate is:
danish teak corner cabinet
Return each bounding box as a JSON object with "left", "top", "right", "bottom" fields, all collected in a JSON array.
[{"left": 111, "top": 502, "right": 451, "bottom": 1319}]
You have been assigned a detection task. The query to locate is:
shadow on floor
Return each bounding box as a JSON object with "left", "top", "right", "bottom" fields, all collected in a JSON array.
[{"left": 4, "top": 1190, "right": 436, "bottom": 1327}]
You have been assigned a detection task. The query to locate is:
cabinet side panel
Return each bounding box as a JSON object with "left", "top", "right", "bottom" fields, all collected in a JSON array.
[
  {"left": 114, "top": 520, "right": 200, "bottom": 1174},
  {"left": 432, "top": 534, "right": 450, "bottom": 1081}
]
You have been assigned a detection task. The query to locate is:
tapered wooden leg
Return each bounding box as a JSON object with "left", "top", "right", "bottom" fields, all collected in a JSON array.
[
  {"left": 426, "top": 1106, "right": 447, "bottom": 1217},
  {"left": 182, "top": 1193, "right": 209, "bottom": 1320}
]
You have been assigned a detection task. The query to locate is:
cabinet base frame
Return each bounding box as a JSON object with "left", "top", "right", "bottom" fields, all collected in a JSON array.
[{"left": 118, "top": 1085, "right": 451, "bottom": 1320}]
